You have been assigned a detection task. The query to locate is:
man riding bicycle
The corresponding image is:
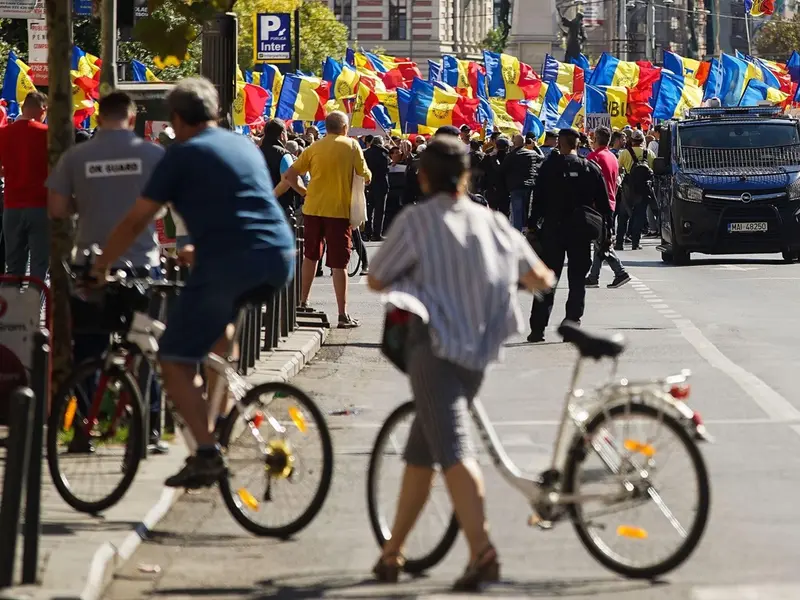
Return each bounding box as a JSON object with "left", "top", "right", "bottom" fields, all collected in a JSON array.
[{"left": 92, "top": 78, "right": 295, "bottom": 489}]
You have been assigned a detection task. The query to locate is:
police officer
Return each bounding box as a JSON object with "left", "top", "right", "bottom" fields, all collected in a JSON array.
[
  {"left": 527, "top": 127, "right": 612, "bottom": 343},
  {"left": 46, "top": 90, "right": 168, "bottom": 452}
]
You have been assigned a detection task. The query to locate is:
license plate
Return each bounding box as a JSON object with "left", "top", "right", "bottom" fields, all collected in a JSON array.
[{"left": 728, "top": 222, "right": 768, "bottom": 233}]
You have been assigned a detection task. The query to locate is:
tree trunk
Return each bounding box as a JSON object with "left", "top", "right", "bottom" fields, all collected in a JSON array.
[{"left": 45, "top": 0, "right": 75, "bottom": 393}]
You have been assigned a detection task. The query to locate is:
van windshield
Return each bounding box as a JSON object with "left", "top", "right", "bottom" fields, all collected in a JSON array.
[{"left": 678, "top": 123, "right": 800, "bottom": 149}]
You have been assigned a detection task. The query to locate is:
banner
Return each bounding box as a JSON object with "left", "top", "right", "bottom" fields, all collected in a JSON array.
[
  {"left": 0, "top": 0, "right": 44, "bottom": 19},
  {"left": 27, "top": 19, "right": 48, "bottom": 86},
  {"left": 586, "top": 113, "right": 611, "bottom": 130},
  {"left": 254, "top": 13, "right": 291, "bottom": 65}
]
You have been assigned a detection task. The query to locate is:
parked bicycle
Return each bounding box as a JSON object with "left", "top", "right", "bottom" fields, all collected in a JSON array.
[
  {"left": 367, "top": 322, "right": 711, "bottom": 579},
  {"left": 47, "top": 251, "right": 334, "bottom": 538}
]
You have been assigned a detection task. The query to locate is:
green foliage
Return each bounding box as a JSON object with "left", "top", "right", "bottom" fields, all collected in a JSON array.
[
  {"left": 482, "top": 27, "right": 507, "bottom": 54},
  {"left": 754, "top": 14, "right": 800, "bottom": 61},
  {"left": 0, "top": 18, "right": 29, "bottom": 65},
  {"left": 296, "top": 0, "right": 347, "bottom": 75}
]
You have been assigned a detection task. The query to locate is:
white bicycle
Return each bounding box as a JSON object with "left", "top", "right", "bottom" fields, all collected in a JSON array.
[{"left": 367, "top": 322, "right": 711, "bottom": 579}]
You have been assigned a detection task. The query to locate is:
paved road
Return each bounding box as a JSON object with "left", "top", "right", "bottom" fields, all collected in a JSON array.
[{"left": 104, "top": 241, "right": 800, "bottom": 600}]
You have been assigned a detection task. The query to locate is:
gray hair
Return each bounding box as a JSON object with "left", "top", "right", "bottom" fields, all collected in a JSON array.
[
  {"left": 285, "top": 140, "right": 300, "bottom": 154},
  {"left": 325, "top": 110, "right": 349, "bottom": 134},
  {"left": 167, "top": 77, "right": 219, "bottom": 126},
  {"left": 372, "top": 136, "right": 384, "bottom": 147}
]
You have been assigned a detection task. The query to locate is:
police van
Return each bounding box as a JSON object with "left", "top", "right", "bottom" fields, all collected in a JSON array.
[{"left": 654, "top": 106, "right": 800, "bottom": 265}]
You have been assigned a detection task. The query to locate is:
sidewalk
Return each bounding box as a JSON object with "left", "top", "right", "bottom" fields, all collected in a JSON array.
[{"left": 0, "top": 325, "right": 328, "bottom": 600}]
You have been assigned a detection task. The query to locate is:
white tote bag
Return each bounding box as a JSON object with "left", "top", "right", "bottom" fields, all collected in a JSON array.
[{"left": 350, "top": 173, "right": 367, "bottom": 227}]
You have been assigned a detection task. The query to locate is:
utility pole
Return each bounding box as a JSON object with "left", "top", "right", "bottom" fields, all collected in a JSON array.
[
  {"left": 99, "top": 0, "right": 118, "bottom": 96},
  {"left": 713, "top": 0, "right": 721, "bottom": 56},
  {"left": 619, "top": 0, "right": 628, "bottom": 61},
  {"left": 645, "top": 0, "right": 655, "bottom": 62}
]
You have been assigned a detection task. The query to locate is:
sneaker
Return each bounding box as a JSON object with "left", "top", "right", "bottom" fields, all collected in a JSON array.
[
  {"left": 338, "top": 314, "right": 361, "bottom": 329},
  {"left": 148, "top": 432, "right": 170, "bottom": 455},
  {"left": 527, "top": 332, "right": 545, "bottom": 343},
  {"left": 585, "top": 278, "right": 599, "bottom": 288},
  {"left": 360, "top": 266, "right": 369, "bottom": 276},
  {"left": 607, "top": 273, "right": 631, "bottom": 289},
  {"left": 164, "top": 453, "right": 227, "bottom": 489}
]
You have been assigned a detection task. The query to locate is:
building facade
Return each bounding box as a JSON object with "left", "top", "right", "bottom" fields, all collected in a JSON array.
[{"left": 326, "top": 0, "right": 494, "bottom": 70}]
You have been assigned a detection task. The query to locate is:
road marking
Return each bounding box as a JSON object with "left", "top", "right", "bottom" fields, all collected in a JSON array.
[
  {"left": 692, "top": 584, "right": 800, "bottom": 599},
  {"left": 628, "top": 276, "right": 800, "bottom": 422}
]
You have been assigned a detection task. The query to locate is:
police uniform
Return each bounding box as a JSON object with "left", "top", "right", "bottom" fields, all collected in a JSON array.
[
  {"left": 527, "top": 132, "right": 611, "bottom": 342},
  {"left": 46, "top": 128, "right": 166, "bottom": 448}
]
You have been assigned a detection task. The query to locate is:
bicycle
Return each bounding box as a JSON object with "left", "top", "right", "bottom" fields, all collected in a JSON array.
[
  {"left": 367, "top": 322, "right": 712, "bottom": 579},
  {"left": 47, "top": 252, "right": 334, "bottom": 538}
]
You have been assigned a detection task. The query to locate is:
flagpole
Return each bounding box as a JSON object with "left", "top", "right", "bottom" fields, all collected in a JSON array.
[{"left": 744, "top": 10, "right": 752, "bottom": 56}]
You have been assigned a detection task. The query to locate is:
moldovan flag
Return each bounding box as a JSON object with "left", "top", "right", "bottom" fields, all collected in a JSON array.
[
  {"left": 653, "top": 70, "right": 703, "bottom": 120},
  {"left": 234, "top": 81, "right": 271, "bottom": 127},
  {"left": 488, "top": 98, "right": 524, "bottom": 135},
  {"left": 258, "top": 64, "right": 283, "bottom": 117},
  {"left": 131, "top": 60, "right": 160, "bottom": 82},
  {"left": 323, "top": 58, "right": 360, "bottom": 99},
  {"left": 351, "top": 82, "right": 380, "bottom": 128},
  {"left": 276, "top": 75, "right": 329, "bottom": 122},
  {"left": 1, "top": 52, "right": 37, "bottom": 117},
  {"left": 410, "top": 78, "right": 477, "bottom": 130},
  {"left": 483, "top": 51, "right": 542, "bottom": 100}
]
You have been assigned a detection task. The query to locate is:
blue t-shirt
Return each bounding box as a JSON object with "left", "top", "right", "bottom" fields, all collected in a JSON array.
[{"left": 143, "top": 127, "right": 294, "bottom": 277}]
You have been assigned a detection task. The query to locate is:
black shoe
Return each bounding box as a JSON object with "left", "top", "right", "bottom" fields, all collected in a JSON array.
[
  {"left": 360, "top": 266, "right": 369, "bottom": 276},
  {"left": 614, "top": 245, "right": 624, "bottom": 252},
  {"left": 67, "top": 433, "right": 95, "bottom": 454},
  {"left": 585, "top": 278, "right": 599, "bottom": 288},
  {"left": 338, "top": 314, "right": 361, "bottom": 329},
  {"left": 561, "top": 318, "right": 581, "bottom": 328},
  {"left": 164, "top": 453, "right": 227, "bottom": 489},
  {"left": 631, "top": 245, "right": 642, "bottom": 250},
  {"left": 607, "top": 273, "right": 631, "bottom": 288},
  {"left": 527, "top": 332, "right": 545, "bottom": 343}
]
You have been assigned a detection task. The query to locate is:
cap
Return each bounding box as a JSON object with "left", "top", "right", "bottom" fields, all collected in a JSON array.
[
  {"left": 544, "top": 129, "right": 559, "bottom": 139},
  {"left": 558, "top": 127, "right": 581, "bottom": 139},
  {"left": 459, "top": 124, "right": 471, "bottom": 132},
  {"left": 495, "top": 135, "right": 511, "bottom": 148},
  {"left": 435, "top": 125, "right": 461, "bottom": 137},
  {"left": 630, "top": 129, "right": 645, "bottom": 142}
]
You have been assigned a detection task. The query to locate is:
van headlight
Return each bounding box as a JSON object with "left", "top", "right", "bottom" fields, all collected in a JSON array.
[{"left": 678, "top": 183, "right": 703, "bottom": 203}]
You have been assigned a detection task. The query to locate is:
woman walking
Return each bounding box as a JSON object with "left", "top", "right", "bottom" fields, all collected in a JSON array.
[{"left": 367, "top": 136, "right": 555, "bottom": 591}]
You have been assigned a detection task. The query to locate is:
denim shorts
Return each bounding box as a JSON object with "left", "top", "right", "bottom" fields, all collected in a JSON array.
[{"left": 158, "top": 252, "right": 294, "bottom": 363}]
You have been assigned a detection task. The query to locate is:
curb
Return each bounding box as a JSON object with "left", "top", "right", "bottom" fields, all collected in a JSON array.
[{"left": 0, "top": 326, "right": 329, "bottom": 600}]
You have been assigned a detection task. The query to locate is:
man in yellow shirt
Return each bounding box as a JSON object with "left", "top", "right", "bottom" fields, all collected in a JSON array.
[
  {"left": 282, "top": 111, "right": 371, "bottom": 328},
  {"left": 616, "top": 129, "right": 655, "bottom": 250}
]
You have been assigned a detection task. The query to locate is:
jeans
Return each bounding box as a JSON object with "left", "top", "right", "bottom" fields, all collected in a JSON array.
[
  {"left": 616, "top": 202, "right": 647, "bottom": 248},
  {"left": 589, "top": 244, "right": 626, "bottom": 280},
  {"left": 509, "top": 188, "right": 532, "bottom": 231},
  {"left": 3, "top": 207, "right": 50, "bottom": 281},
  {"left": 529, "top": 232, "right": 592, "bottom": 335}
]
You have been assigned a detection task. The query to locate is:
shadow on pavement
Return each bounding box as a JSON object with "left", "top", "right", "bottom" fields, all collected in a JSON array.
[
  {"left": 40, "top": 520, "right": 139, "bottom": 535},
  {"left": 625, "top": 256, "right": 786, "bottom": 268},
  {"left": 146, "top": 529, "right": 286, "bottom": 548},
  {"left": 324, "top": 342, "right": 382, "bottom": 349}
]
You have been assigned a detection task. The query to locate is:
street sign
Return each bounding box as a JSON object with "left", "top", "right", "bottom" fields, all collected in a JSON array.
[
  {"left": 74, "top": 0, "right": 92, "bottom": 16},
  {"left": 27, "top": 19, "right": 48, "bottom": 86},
  {"left": 0, "top": 0, "right": 44, "bottom": 19},
  {"left": 586, "top": 113, "right": 611, "bottom": 130},
  {"left": 254, "top": 13, "right": 291, "bottom": 65}
]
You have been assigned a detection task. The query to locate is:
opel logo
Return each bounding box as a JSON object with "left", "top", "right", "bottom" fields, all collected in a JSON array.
[{"left": 741, "top": 193, "right": 752, "bottom": 203}]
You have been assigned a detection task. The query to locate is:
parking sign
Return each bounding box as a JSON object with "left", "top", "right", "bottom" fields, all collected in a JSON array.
[{"left": 254, "top": 13, "right": 291, "bottom": 64}]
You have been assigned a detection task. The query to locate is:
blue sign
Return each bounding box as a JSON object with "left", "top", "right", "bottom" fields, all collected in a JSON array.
[
  {"left": 73, "top": 0, "right": 92, "bottom": 16},
  {"left": 254, "top": 13, "right": 291, "bottom": 65}
]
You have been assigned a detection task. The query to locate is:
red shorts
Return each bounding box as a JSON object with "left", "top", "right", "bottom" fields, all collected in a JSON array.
[{"left": 303, "top": 215, "right": 352, "bottom": 269}]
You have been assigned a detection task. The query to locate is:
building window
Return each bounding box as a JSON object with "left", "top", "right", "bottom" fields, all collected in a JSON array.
[
  {"left": 334, "top": 0, "right": 352, "bottom": 36},
  {"left": 389, "top": 0, "right": 408, "bottom": 40}
]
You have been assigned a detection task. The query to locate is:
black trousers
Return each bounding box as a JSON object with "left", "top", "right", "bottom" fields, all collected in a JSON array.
[
  {"left": 365, "top": 185, "right": 388, "bottom": 239},
  {"left": 616, "top": 201, "right": 647, "bottom": 248},
  {"left": 529, "top": 233, "right": 592, "bottom": 335}
]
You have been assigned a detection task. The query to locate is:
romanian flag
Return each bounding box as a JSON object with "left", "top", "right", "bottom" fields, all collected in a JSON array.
[
  {"left": 322, "top": 58, "right": 360, "bottom": 99},
  {"left": 653, "top": 70, "right": 703, "bottom": 120},
  {"left": 410, "top": 78, "right": 478, "bottom": 131},
  {"left": 745, "top": 0, "right": 775, "bottom": 16},
  {"left": 351, "top": 82, "right": 380, "bottom": 128},
  {"left": 258, "top": 64, "right": 283, "bottom": 117},
  {"left": 556, "top": 96, "right": 584, "bottom": 130},
  {"left": 1, "top": 51, "right": 37, "bottom": 116},
  {"left": 739, "top": 79, "right": 788, "bottom": 106},
  {"left": 542, "top": 54, "right": 584, "bottom": 95},
  {"left": 356, "top": 67, "right": 388, "bottom": 94},
  {"left": 70, "top": 69, "right": 99, "bottom": 126},
  {"left": 275, "top": 75, "right": 329, "bottom": 122},
  {"left": 443, "top": 55, "right": 473, "bottom": 94},
  {"left": 488, "top": 98, "right": 524, "bottom": 135},
  {"left": 72, "top": 46, "right": 101, "bottom": 80},
  {"left": 589, "top": 53, "right": 641, "bottom": 89},
  {"left": 131, "top": 60, "right": 160, "bottom": 82},
  {"left": 234, "top": 80, "right": 270, "bottom": 127},
  {"left": 586, "top": 84, "right": 629, "bottom": 130},
  {"left": 570, "top": 53, "right": 593, "bottom": 80},
  {"left": 719, "top": 53, "right": 762, "bottom": 106},
  {"left": 484, "top": 51, "right": 541, "bottom": 100},
  {"left": 663, "top": 50, "right": 702, "bottom": 84}
]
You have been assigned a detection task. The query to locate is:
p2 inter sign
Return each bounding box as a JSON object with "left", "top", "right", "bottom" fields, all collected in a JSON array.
[{"left": 254, "top": 13, "right": 291, "bottom": 65}]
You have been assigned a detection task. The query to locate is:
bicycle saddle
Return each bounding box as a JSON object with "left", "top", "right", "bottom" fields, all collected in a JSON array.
[{"left": 558, "top": 321, "right": 625, "bottom": 360}]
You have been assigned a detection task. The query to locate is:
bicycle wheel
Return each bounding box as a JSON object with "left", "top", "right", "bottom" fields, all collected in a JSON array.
[
  {"left": 47, "top": 358, "right": 145, "bottom": 514},
  {"left": 348, "top": 231, "right": 363, "bottom": 278},
  {"left": 563, "top": 403, "right": 710, "bottom": 579},
  {"left": 367, "top": 401, "right": 460, "bottom": 574},
  {"left": 218, "top": 381, "right": 333, "bottom": 538}
]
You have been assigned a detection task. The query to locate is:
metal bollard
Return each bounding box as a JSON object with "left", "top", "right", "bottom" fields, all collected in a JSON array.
[
  {"left": 238, "top": 307, "right": 251, "bottom": 375},
  {"left": 262, "top": 296, "right": 276, "bottom": 352},
  {"left": 248, "top": 307, "right": 257, "bottom": 369},
  {"left": 22, "top": 331, "right": 49, "bottom": 584},
  {"left": 254, "top": 304, "right": 262, "bottom": 362},
  {"left": 0, "top": 388, "right": 36, "bottom": 588},
  {"left": 280, "top": 284, "right": 289, "bottom": 338}
]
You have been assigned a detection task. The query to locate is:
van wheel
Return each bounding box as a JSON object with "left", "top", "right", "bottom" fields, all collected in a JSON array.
[
  {"left": 673, "top": 247, "right": 690, "bottom": 265},
  {"left": 661, "top": 250, "right": 674, "bottom": 264},
  {"left": 781, "top": 249, "right": 797, "bottom": 263}
]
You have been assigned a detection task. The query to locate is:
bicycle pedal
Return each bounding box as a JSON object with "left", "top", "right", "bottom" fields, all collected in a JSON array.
[{"left": 527, "top": 514, "right": 553, "bottom": 530}]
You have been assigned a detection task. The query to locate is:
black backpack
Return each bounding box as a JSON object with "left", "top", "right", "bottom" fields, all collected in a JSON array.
[{"left": 627, "top": 148, "right": 653, "bottom": 199}]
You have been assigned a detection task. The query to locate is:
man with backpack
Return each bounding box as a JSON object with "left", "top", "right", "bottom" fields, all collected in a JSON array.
[
  {"left": 617, "top": 129, "right": 655, "bottom": 251},
  {"left": 526, "top": 128, "right": 612, "bottom": 343}
]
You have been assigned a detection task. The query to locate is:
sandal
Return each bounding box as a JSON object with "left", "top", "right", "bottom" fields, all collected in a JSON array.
[
  {"left": 338, "top": 314, "right": 360, "bottom": 329},
  {"left": 372, "top": 552, "right": 405, "bottom": 583},
  {"left": 453, "top": 544, "right": 500, "bottom": 592}
]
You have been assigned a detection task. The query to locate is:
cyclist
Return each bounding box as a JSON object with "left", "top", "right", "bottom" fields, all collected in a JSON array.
[
  {"left": 91, "top": 77, "right": 295, "bottom": 488},
  {"left": 367, "top": 136, "right": 555, "bottom": 590}
]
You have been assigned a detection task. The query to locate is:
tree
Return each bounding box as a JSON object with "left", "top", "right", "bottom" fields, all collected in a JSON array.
[
  {"left": 754, "top": 14, "right": 800, "bottom": 61},
  {"left": 482, "top": 27, "right": 507, "bottom": 54}
]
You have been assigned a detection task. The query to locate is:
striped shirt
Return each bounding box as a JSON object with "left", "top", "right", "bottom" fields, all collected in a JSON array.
[{"left": 370, "top": 193, "right": 540, "bottom": 371}]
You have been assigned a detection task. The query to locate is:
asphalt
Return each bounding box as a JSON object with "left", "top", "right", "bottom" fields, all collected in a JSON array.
[{"left": 102, "top": 240, "right": 800, "bottom": 600}]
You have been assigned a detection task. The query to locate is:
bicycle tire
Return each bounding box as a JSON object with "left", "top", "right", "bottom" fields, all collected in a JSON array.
[
  {"left": 366, "top": 401, "right": 460, "bottom": 574},
  {"left": 46, "top": 358, "right": 145, "bottom": 514},
  {"left": 218, "top": 381, "right": 334, "bottom": 538},
  {"left": 348, "top": 231, "right": 363, "bottom": 278},
  {"left": 563, "top": 403, "right": 710, "bottom": 580}
]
